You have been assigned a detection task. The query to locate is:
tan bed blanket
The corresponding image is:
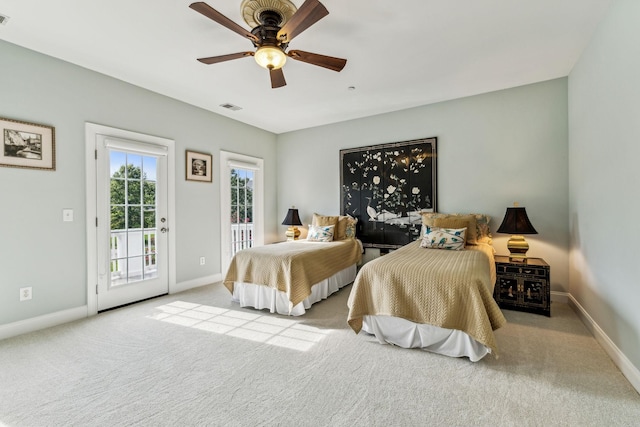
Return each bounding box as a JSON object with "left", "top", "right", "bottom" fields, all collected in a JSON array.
[
  {"left": 224, "top": 239, "right": 362, "bottom": 307},
  {"left": 347, "top": 241, "right": 506, "bottom": 354}
]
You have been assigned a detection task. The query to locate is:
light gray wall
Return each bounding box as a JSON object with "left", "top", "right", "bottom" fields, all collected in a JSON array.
[
  {"left": 277, "top": 78, "right": 569, "bottom": 291},
  {"left": 568, "top": 0, "right": 640, "bottom": 371},
  {"left": 0, "top": 40, "right": 277, "bottom": 325}
]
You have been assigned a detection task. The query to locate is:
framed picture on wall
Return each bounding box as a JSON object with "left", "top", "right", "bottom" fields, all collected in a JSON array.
[
  {"left": 186, "top": 150, "right": 212, "bottom": 182},
  {"left": 340, "top": 137, "right": 437, "bottom": 249},
  {"left": 1, "top": 116, "right": 56, "bottom": 171}
]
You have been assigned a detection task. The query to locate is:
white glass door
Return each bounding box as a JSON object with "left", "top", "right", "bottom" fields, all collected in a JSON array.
[
  {"left": 220, "top": 151, "right": 264, "bottom": 272},
  {"left": 96, "top": 136, "right": 169, "bottom": 311}
]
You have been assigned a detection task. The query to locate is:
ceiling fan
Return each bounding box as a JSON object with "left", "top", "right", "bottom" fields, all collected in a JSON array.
[{"left": 189, "top": 0, "right": 347, "bottom": 88}]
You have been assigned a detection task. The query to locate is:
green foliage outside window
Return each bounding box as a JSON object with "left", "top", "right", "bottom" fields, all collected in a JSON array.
[
  {"left": 111, "top": 164, "right": 156, "bottom": 230},
  {"left": 230, "top": 168, "right": 254, "bottom": 224}
]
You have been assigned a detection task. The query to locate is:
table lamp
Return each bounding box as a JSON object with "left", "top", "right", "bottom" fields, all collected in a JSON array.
[
  {"left": 282, "top": 207, "right": 302, "bottom": 241},
  {"left": 497, "top": 203, "right": 538, "bottom": 262}
]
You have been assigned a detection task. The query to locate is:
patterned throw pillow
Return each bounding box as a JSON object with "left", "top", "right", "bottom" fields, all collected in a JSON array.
[
  {"left": 307, "top": 224, "right": 335, "bottom": 242},
  {"left": 432, "top": 217, "right": 470, "bottom": 245},
  {"left": 420, "top": 226, "right": 466, "bottom": 250}
]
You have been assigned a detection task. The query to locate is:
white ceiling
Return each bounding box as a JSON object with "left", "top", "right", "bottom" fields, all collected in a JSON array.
[{"left": 0, "top": 0, "right": 614, "bottom": 134}]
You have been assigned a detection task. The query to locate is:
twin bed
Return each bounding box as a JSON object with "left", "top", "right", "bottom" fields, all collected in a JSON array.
[
  {"left": 223, "top": 237, "right": 362, "bottom": 316},
  {"left": 347, "top": 240, "right": 505, "bottom": 361},
  {"left": 222, "top": 212, "right": 506, "bottom": 361}
]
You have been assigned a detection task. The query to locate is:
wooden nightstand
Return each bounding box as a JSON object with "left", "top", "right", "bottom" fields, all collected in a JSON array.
[{"left": 494, "top": 255, "right": 550, "bottom": 317}]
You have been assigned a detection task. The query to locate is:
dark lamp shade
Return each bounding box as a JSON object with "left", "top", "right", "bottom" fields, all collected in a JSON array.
[
  {"left": 281, "top": 208, "right": 302, "bottom": 226},
  {"left": 497, "top": 207, "right": 538, "bottom": 235}
]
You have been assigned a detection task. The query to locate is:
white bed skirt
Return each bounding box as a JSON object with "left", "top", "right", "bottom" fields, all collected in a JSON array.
[
  {"left": 362, "top": 315, "right": 491, "bottom": 362},
  {"left": 231, "top": 264, "right": 357, "bottom": 316}
]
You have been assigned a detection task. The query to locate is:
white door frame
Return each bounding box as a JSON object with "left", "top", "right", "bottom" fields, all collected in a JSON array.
[
  {"left": 85, "top": 123, "right": 176, "bottom": 316},
  {"left": 220, "top": 150, "right": 264, "bottom": 272}
]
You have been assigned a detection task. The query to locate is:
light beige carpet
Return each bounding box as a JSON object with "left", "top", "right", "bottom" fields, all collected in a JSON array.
[{"left": 1, "top": 282, "right": 638, "bottom": 426}]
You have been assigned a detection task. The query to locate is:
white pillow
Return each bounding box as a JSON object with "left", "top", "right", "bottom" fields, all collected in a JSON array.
[
  {"left": 306, "top": 224, "right": 335, "bottom": 242},
  {"left": 420, "top": 226, "right": 466, "bottom": 251}
]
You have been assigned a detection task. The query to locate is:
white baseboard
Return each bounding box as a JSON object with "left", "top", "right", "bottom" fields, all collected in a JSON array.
[
  {"left": 551, "top": 291, "right": 569, "bottom": 304},
  {"left": 0, "top": 306, "right": 88, "bottom": 341},
  {"left": 568, "top": 295, "right": 640, "bottom": 394},
  {"left": 172, "top": 273, "right": 222, "bottom": 294}
]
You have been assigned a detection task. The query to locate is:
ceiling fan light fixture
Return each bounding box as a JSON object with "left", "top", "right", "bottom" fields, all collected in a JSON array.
[
  {"left": 190, "top": 0, "right": 346, "bottom": 88},
  {"left": 254, "top": 45, "right": 287, "bottom": 70}
]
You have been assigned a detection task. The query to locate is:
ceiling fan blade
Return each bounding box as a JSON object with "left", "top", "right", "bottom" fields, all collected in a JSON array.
[
  {"left": 197, "top": 52, "right": 254, "bottom": 64},
  {"left": 277, "top": 0, "right": 329, "bottom": 43},
  {"left": 190, "top": 2, "right": 258, "bottom": 43},
  {"left": 287, "top": 50, "right": 347, "bottom": 72},
  {"left": 270, "top": 68, "right": 287, "bottom": 88}
]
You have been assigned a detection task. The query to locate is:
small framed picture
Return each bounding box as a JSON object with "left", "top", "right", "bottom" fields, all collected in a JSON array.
[
  {"left": 1, "top": 116, "right": 56, "bottom": 170},
  {"left": 186, "top": 150, "right": 212, "bottom": 182}
]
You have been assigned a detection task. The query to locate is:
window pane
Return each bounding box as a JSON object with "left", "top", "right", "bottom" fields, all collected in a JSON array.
[
  {"left": 127, "top": 155, "right": 142, "bottom": 178},
  {"left": 145, "top": 231, "right": 156, "bottom": 255},
  {"left": 231, "top": 187, "right": 239, "bottom": 217},
  {"left": 127, "top": 230, "right": 143, "bottom": 257},
  {"left": 110, "top": 178, "right": 125, "bottom": 205},
  {"left": 143, "top": 181, "right": 156, "bottom": 205},
  {"left": 144, "top": 231, "right": 156, "bottom": 254},
  {"left": 238, "top": 169, "right": 246, "bottom": 187},
  {"left": 143, "top": 156, "right": 157, "bottom": 181},
  {"left": 128, "top": 180, "right": 141, "bottom": 204},
  {"left": 128, "top": 206, "right": 142, "bottom": 229},
  {"left": 143, "top": 206, "right": 156, "bottom": 228},
  {"left": 110, "top": 231, "right": 126, "bottom": 259},
  {"left": 239, "top": 205, "right": 247, "bottom": 223},
  {"left": 128, "top": 256, "right": 143, "bottom": 282},
  {"left": 110, "top": 151, "right": 127, "bottom": 178},
  {"left": 245, "top": 170, "right": 254, "bottom": 190},
  {"left": 111, "top": 258, "right": 127, "bottom": 286},
  {"left": 231, "top": 205, "right": 239, "bottom": 224},
  {"left": 144, "top": 257, "right": 158, "bottom": 280},
  {"left": 111, "top": 206, "right": 125, "bottom": 230}
]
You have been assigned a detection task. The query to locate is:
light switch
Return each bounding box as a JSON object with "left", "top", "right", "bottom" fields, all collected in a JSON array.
[{"left": 63, "top": 209, "right": 74, "bottom": 222}]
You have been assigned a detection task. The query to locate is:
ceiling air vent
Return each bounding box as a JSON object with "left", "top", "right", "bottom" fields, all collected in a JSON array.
[
  {"left": 0, "top": 14, "right": 10, "bottom": 25},
  {"left": 220, "top": 103, "right": 242, "bottom": 111}
]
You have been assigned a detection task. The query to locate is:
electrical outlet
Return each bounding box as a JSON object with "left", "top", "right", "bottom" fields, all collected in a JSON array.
[
  {"left": 20, "top": 287, "right": 32, "bottom": 301},
  {"left": 199, "top": 257, "right": 206, "bottom": 265}
]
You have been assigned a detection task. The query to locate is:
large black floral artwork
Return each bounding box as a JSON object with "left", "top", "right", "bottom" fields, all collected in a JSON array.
[{"left": 340, "top": 137, "right": 437, "bottom": 249}]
